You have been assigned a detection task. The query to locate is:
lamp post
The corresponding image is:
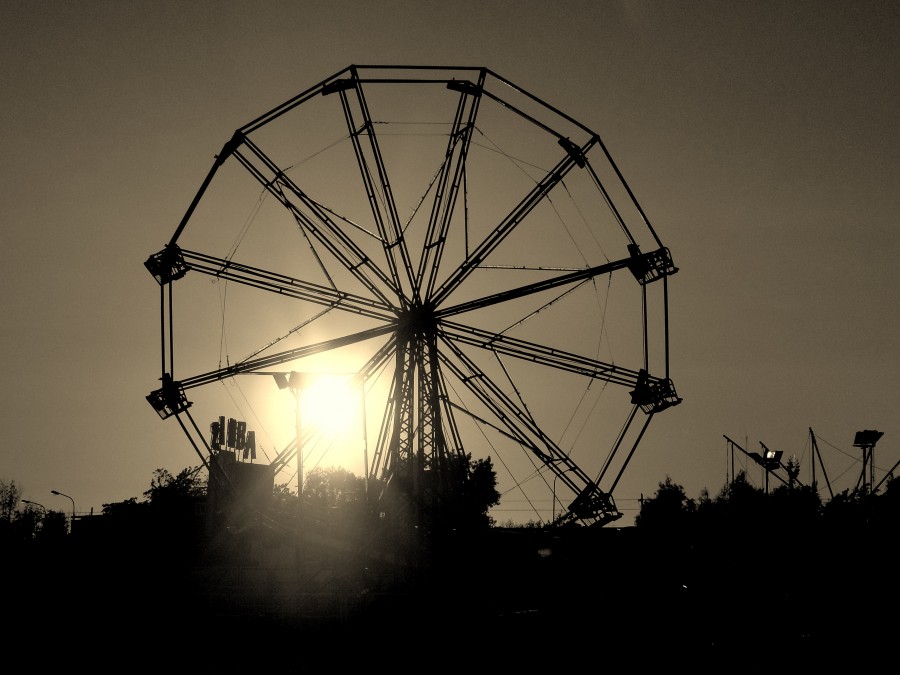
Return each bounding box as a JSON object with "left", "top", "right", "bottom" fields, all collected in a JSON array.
[
  {"left": 50, "top": 490, "right": 76, "bottom": 533},
  {"left": 289, "top": 372, "right": 305, "bottom": 499},
  {"left": 294, "top": 376, "right": 304, "bottom": 500},
  {"left": 21, "top": 499, "right": 47, "bottom": 514},
  {"left": 272, "top": 371, "right": 306, "bottom": 502},
  {"left": 552, "top": 469, "right": 574, "bottom": 522},
  {"left": 268, "top": 369, "right": 367, "bottom": 506}
]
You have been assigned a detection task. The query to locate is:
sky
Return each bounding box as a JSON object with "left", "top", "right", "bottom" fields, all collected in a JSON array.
[{"left": 2, "top": 1, "right": 899, "bottom": 526}]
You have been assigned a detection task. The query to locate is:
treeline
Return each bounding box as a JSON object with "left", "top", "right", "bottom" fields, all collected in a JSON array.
[
  {"left": 625, "top": 471, "right": 899, "bottom": 661},
  {"left": 636, "top": 469, "right": 900, "bottom": 532}
]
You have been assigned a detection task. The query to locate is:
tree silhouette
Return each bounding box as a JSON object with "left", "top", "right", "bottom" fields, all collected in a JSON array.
[
  {"left": 143, "top": 466, "right": 206, "bottom": 503},
  {"left": 634, "top": 475, "right": 696, "bottom": 530},
  {"left": 0, "top": 478, "right": 23, "bottom": 525}
]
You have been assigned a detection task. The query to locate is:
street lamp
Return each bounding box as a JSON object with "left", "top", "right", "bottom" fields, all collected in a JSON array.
[
  {"left": 273, "top": 371, "right": 307, "bottom": 499},
  {"left": 551, "top": 468, "right": 577, "bottom": 523},
  {"left": 50, "top": 490, "right": 76, "bottom": 532},
  {"left": 21, "top": 499, "right": 47, "bottom": 514}
]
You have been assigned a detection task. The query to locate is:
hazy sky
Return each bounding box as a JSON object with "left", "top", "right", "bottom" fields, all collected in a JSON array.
[{"left": 3, "top": 1, "right": 899, "bottom": 525}]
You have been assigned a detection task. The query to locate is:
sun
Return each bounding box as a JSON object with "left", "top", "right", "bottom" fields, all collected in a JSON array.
[
  {"left": 295, "top": 373, "right": 365, "bottom": 476},
  {"left": 299, "top": 374, "right": 361, "bottom": 436}
]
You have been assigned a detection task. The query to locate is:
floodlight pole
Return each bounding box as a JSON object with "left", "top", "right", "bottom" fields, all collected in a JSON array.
[{"left": 853, "top": 430, "right": 884, "bottom": 493}]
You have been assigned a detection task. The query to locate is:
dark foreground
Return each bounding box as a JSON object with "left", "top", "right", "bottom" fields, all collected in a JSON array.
[{"left": 5, "top": 525, "right": 884, "bottom": 671}]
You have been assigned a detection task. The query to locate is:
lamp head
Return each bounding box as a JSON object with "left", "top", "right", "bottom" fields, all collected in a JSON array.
[{"left": 853, "top": 430, "right": 883, "bottom": 448}]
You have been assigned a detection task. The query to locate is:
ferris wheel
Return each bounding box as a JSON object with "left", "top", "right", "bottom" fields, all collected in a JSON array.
[{"left": 145, "top": 65, "right": 680, "bottom": 528}]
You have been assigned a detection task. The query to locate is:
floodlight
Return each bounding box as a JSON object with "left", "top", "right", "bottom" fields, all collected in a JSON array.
[{"left": 853, "top": 430, "right": 883, "bottom": 448}]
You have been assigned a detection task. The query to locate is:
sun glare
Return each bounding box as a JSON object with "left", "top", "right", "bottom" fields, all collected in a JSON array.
[
  {"left": 296, "top": 373, "right": 365, "bottom": 475},
  {"left": 299, "top": 375, "right": 360, "bottom": 435}
]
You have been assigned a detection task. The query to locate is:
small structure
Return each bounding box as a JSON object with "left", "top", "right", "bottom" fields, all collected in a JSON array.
[{"left": 207, "top": 416, "right": 275, "bottom": 532}]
